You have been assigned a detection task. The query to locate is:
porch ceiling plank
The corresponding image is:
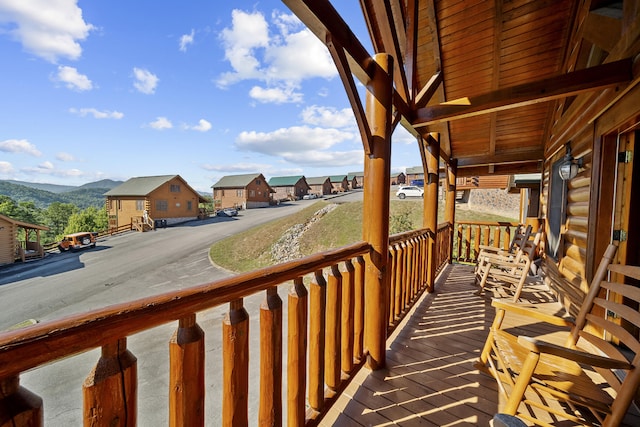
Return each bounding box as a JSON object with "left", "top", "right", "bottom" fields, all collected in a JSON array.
[
  {"left": 412, "top": 58, "right": 633, "bottom": 127},
  {"left": 457, "top": 162, "right": 542, "bottom": 178},
  {"left": 456, "top": 148, "right": 545, "bottom": 168},
  {"left": 326, "top": 35, "right": 372, "bottom": 155},
  {"left": 360, "top": 0, "right": 410, "bottom": 104}
]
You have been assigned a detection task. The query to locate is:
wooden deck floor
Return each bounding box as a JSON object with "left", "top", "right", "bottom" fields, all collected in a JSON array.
[{"left": 319, "top": 263, "right": 638, "bottom": 426}]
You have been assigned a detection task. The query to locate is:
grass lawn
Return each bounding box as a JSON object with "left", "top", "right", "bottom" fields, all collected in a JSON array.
[{"left": 209, "top": 199, "right": 517, "bottom": 273}]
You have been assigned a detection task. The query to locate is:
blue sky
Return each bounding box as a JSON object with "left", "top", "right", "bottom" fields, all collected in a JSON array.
[{"left": 0, "top": 0, "right": 419, "bottom": 192}]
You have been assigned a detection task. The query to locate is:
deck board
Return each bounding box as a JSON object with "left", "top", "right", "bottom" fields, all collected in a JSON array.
[{"left": 320, "top": 263, "right": 639, "bottom": 426}]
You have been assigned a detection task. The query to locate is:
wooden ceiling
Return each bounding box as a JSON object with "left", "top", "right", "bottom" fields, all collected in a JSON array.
[{"left": 282, "top": 0, "right": 632, "bottom": 176}]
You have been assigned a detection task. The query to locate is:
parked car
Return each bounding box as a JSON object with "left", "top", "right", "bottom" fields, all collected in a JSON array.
[
  {"left": 396, "top": 185, "right": 424, "bottom": 199},
  {"left": 303, "top": 193, "right": 318, "bottom": 200},
  {"left": 58, "top": 232, "right": 96, "bottom": 252},
  {"left": 410, "top": 179, "right": 424, "bottom": 187},
  {"left": 217, "top": 208, "right": 238, "bottom": 217}
]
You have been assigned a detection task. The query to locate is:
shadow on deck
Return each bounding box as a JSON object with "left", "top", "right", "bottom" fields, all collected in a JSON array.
[{"left": 320, "top": 263, "right": 636, "bottom": 426}]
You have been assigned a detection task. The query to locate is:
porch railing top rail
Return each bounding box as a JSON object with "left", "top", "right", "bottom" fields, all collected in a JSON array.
[{"left": 0, "top": 240, "right": 371, "bottom": 379}]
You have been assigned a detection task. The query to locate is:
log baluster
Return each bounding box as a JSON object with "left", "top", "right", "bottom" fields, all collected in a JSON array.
[
  {"left": 483, "top": 225, "right": 490, "bottom": 247},
  {"left": 401, "top": 242, "right": 410, "bottom": 308},
  {"left": 493, "top": 226, "right": 501, "bottom": 249},
  {"left": 420, "top": 234, "right": 427, "bottom": 290},
  {"left": 325, "top": 265, "right": 342, "bottom": 392},
  {"left": 406, "top": 239, "right": 415, "bottom": 300},
  {"left": 308, "top": 270, "right": 326, "bottom": 412},
  {"left": 341, "top": 260, "right": 355, "bottom": 374},
  {"left": 503, "top": 225, "right": 511, "bottom": 250},
  {"left": 0, "top": 376, "right": 42, "bottom": 427},
  {"left": 474, "top": 225, "right": 481, "bottom": 260},
  {"left": 287, "top": 278, "right": 307, "bottom": 426},
  {"left": 83, "top": 338, "right": 137, "bottom": 426},
  {"left": 456, "top": 224, "right": 463, "bottom": 261},
  {"left": 169, "top": 314, "right": 204, "bottom": 427},
  {"left": 387, "top": 248, "right": 396, "bottom": 325},
  {"left": 393, "top": 244, "right": 403, "bottom": 320},
  {"left": 222, "top": 299, "right": 249, "bottom": 426},
  {"left": 465, "top": 225, "right": 471, "bottom": 261},
  {"left": 353, "top": 256, "right": 365, "bottom": 363},
  {"left": 260, "top": 287, "right": 282, "bottom": 426}
]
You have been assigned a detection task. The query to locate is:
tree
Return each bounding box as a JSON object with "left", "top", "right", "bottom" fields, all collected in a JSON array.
[
  {"left": 44, "top": 202, "right": 78, "bottom": 238},
  {"left": 64, "top": 206, "right": 108, "bottom": 235}
]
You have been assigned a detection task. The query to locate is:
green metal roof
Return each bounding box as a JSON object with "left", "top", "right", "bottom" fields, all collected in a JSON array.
[
  {"left": 405, "top": 166, "right": 424, "bottom": 174},
  {"left": 347, "top": 171, "right": 364, "bottom": 179},
  {"left": 329, "top": 175, "right": 347, "bottom": 182},
  {"left": 104, "top": 175, "right": 178, "bottom": 196},
  {"left": 212, "top": 173, "right": 262, "bottom": 188},
  {"left": 306, "top": 176, "right": 330, "bottom": 185},
  {"left": 268, "top": 175, "right": 307, "bottom": 187}
]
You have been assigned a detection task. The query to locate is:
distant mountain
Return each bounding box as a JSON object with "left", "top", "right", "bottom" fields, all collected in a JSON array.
[{"left": 0, "top": 179, "right": 123, "bottom": 209}]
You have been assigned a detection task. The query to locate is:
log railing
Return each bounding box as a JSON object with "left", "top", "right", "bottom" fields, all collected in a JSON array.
[
  {"left": 0, "top": 225, "right": 452, "bottom": 426},
  {"left": 454, "top": 221, "right": 521, "bottom": 263}
]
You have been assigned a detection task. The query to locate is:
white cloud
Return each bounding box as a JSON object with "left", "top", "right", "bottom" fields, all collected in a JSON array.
[
  {"left": 392, "top": 126, "right": 417, "bottom": 145},
  {"left": 0, "top": 139, "right": 42, "bottom": 156},
  {"left": 216, "top": 9, "right": 336, "bottom": 102},
  {"left": 186, "top": 119, "right": 211, "bottom": 132},
  {"left": 22, "top": 161, "right": 84, "bottom": 177},
  {"left": 249, "top": 85, "right": 302, "bottom": 104},
  {"left": 0, "top": 161, "right": 14, "bottom": 174},
  {"left": 179, "top": 29, "right": 194, "bottom": 52},
  {"left": 301, "top": 106, "right": 355, "bottom": 128},
  {"left": 133, "top": 67, "right": 158, "bottom": 94},
  {"left": 236, "top": 126, "right": 355, "bottom": 155},
  {"left": 54, "top": 65, "right": 92, "bottom": 91},
  {"left": 0, "top": 0, "right": 94, "bottom": 62},
  {"left": 280, "top": 149, "right": 363, "bottom": 167},
  {"left": 56, "top": 152, "right": 76, "bottom": 161},
  {"left": 69, "top": 107, "right": 123, "bottom": 119},
  {"left": 149, "top": 116, "right": 172, "bottom": 130},
  {"left": 201, "top": 162, "right": 271, "bottom": 173}
]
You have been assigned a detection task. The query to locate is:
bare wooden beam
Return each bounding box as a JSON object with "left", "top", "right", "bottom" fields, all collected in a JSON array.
[
  {"left": 326, "top": 35, "right": 372, "bottom": 155},
  {"left": 282, "top": 0, "right": 411, "bottom": 120},
  {"left": 414, "top": 72, "right": 442, "bottom": 108},
  {"left": 405, "top": 0, "right": 419, "bottom": 101},
  {"left": 456, "top": 149, "right": 545, "bottom": 168},
  {"left": 583, "top": 11, "right": 622, "bottom": 52},
  {"left": 457, "top": 162, "right": 542, "bottom": 178},
  {"left": 413, "top": 58, "right": 633, "bottom": 127}
]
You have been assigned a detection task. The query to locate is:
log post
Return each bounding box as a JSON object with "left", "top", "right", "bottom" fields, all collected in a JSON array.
[
  {"left": 83, "top": 338, "right": 137, "bottom": 427},
  {"left": 363, "top": 53, "right": 393, "bottom": 371},
  {"left": 0, "top": 376, "right": 42, "bottom": 427},
  {"left": 423, "top": 133, "right": 440, "bottom": 293},
  {"left": 341, "top": 260, "right": 355, "bottom": 374},
  {"left": 353, "top": 256, "right": 365, "bottom": 363},
  {"left": 325, "top": 265, "right": 342, "bottom": 392},
  {"left": 287, "top": 278, "right": 307, "bottom": 426},
  {"left": 308, "top": 270, "right": 326, "bottom": 412},
  {"left": 260, "top": 287, "right": 282, "bottom": 426},
  {"left": 169, "top": 314, "right": 204, "bottom": 427},
  {"left": 445, "top": 163, "right": 457, "bottom": 263},
  {"left": 222, "top": 299, "right": 249, "bottom": 426}
]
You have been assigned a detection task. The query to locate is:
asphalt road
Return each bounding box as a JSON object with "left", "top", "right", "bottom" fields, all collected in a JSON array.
[{"left": 0, "top": 193, "right": 365, "bottom": 426}]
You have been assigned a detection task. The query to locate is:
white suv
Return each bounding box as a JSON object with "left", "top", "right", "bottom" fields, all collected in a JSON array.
[{"left": 396, "top": 185, "right": 424, "bottom": 199}]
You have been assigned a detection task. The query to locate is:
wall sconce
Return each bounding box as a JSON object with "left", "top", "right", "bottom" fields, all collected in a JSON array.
[{"left": 558, "top": 143, "right": 583, "bottom": 181}]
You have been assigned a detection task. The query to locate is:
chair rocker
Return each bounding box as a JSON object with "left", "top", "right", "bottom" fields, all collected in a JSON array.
[{"left": 477, "top": 244, "right": 640, "bottom": 426}]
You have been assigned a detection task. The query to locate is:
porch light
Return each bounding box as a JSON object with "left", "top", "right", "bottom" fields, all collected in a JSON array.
[{"left": 558, "top": 143, "right": 583, "bottom": 181}]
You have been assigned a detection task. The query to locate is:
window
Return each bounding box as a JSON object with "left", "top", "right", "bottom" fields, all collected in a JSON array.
[
  {"left": 546, "top": 159, "right": 568, "bottom": 260},
  {"left": 136, "top": 200, "right": 144, "bottom": 211},
  {"left": 236, "top": 189, "right": 243, "bottom": 197},
  {"left": 250, "top": 190, "right": 255, "bottom": 197},
  {"left": 187, "top": 201, "right": 192, "bottom": 211},
  {"left": 156, "top": 200, "right": 168, "bottom": 211},
  {"left": 256, "top": 179, "right": 261, "bottom": 185},
  {"left": 170, "top": 184, "right": 181, "bottom": 192}
]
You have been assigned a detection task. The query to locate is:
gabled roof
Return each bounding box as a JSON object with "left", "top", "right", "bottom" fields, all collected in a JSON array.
[
  {"left": 329, "top": 175, "right": 347, "bottom": 182},
  {"left": 405, "top": 166, "right": 424, "bottom": 175},
  {"left": 306, "top": 176, "right": 330, "bottom": 185},
  {"left": 347, "top": 171, "right": 364, "bottom": 179},
  {"left": 212, "top": 173, "right": 263, "bottom": 189},
  {"left": 0, "top": 213, "right": 49, "bottom": 231},
  {"left": 268, "top": 175, "right": 308, "bottom": 187},
  {"left": 105, "top": 175, "right": 177, "bottom": 196}
]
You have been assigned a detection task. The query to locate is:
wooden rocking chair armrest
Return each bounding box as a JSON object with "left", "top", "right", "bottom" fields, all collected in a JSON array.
[
  {"left": 478, "top": 252, "right": 518, "bottom": 264},
  {"left": 492, "top": 299, "right": 575, "bottom": 327},
  {"left": 516, "top": 336, "right": 634, "bottom": 370},
  {"left": 478, "top": 245, "right": 510, "bottom": 254}
]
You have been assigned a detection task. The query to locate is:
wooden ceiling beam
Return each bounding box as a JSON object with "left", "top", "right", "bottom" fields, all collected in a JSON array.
[
  {"left": 455, "top": 149, "right": 545, "bottom": 168},
  {"left": 414, "top": 72, "right": 442, "bottom": 109},
  {"left": 282, "top": 0, "right": 411, "bottom": 120},
  {"left": 456, "top": 162, "right": 542, "bottom": 178},
  {"left": 412, "top": 58, "right": 633, "bottom": 127}
]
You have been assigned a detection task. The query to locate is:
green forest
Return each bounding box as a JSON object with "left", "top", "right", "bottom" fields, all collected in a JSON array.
[{"left": 0, "top": 180, "right": 116, "bottom": 245}]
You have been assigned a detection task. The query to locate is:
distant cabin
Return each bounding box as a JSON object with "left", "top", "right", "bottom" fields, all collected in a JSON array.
[
  {"left": 347, "top": 172, "right": 364, "bottom": 189},
  {"left": 306, "top": 176, "right": 333, "bottom": 196},
  {"left": 391, "top": 172, "right": 406, "bottom": 186},
  {"left": 268, "top": 176, "right": 310, "bottom": 201},
  {"left": 329, "top": 175, "right": 349, "bottom": 193},
  {"left": 212, "top": 173, "right": 273, "bottom": 209},
  {"left": 405, "top": 166, "right": 424, "bottom": 184},
  {"left": 105, "top": 175, "right": 206, "bottom": 231},
  {"left": 0, "top": 214, "right": 49, "bottom": 265}
]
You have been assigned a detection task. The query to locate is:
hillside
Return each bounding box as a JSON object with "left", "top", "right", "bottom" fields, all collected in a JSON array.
[{"left": 0, "top": 180, "right": 121, "bottom": 209}]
